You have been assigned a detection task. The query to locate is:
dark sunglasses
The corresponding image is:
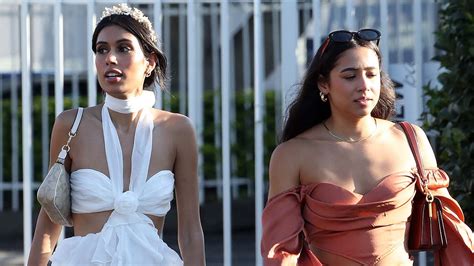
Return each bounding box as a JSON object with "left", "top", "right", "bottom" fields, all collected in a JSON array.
[{"left": 319, "top": 29, "right": 381, "bottom": 58}]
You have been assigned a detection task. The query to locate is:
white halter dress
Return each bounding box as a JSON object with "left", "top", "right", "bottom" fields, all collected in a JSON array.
[{"left": 50, "top": 106, "right": 183, "bottom": 266}]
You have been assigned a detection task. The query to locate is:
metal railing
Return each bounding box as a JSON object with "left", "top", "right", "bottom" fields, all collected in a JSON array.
[{"left": 0, "top": 0, "right": 440, "bottom": 265}]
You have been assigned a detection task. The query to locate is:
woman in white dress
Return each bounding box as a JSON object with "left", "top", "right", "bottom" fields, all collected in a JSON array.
[{"left": 28, "top": 4, "right": 205, "bottom": 265}]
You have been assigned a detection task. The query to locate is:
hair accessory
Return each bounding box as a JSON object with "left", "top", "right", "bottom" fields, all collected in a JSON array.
[
  {"left": 319, "top": 28, "right": 381, "bottom": 59},
  {"left": 319, "top": 91, "right": 328, "bottom": 102},
  {"left": 323, "top": 118, "right": 377, "bottom": 143},
  {"left": 99, "top": 3, "right": 157, "bottom": 44},
  {"left": 104, "top": 90, "right": 155, "bottom": 114}
]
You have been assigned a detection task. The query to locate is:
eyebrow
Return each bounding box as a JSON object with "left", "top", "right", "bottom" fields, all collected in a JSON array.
[
  {"left": 95, "top": 38, "right": 133, "bottom": 46},
  {"left": 340, "top": 66, "right": 378, "bottom": 73}
]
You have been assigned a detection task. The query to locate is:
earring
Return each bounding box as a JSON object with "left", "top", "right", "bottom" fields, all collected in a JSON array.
[
  {"left": 319, "top": 91, "right": 328, "bottom": 102},
  {"left": 145, "top": 71, "right": 151, "bottom": 77}
]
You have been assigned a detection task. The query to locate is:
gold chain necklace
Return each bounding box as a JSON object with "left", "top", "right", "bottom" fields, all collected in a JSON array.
[{"left": 323, "top": 118, "right": 378, "bottom": 143}]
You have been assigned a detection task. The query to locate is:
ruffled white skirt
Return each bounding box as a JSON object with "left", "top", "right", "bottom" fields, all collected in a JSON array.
[{"left": 50, "top": 212, "right": 183, "bottom": 266}]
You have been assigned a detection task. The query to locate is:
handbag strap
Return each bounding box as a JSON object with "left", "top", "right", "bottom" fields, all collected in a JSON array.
[
  {"left": 56, "top": 108, "right": 84, "bottom": 163},
  {"left": 399, "top": 122, "right": 427, "bottom": 192},
  {"left": 70, "top": 107, "right": 84, "bottom": 135}
]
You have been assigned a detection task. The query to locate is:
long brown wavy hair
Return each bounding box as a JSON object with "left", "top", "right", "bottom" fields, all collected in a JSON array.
[{"left": 280, "top": 34, "right": 395, "bottom": 143}]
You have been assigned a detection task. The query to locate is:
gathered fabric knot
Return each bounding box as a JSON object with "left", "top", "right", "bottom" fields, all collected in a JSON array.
[
  {"left": 114, "top": 191, "right": 139, "bottom": 214},
  {"left": 298, "top": 186, "right": 307, "bottom": 205}
]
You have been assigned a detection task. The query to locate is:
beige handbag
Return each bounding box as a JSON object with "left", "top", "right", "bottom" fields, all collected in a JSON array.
[{"left": 37, "top": 108, "right": 83, "bottom": 227}]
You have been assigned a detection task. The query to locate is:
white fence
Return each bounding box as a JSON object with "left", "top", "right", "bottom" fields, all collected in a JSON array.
[{"left": 0, "top": 0, "right": 440, "bottom": 265}]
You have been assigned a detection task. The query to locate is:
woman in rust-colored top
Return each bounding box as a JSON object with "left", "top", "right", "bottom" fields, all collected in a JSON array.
[{"left": 261, "top": 29, "right": 474, "bottom": 265}]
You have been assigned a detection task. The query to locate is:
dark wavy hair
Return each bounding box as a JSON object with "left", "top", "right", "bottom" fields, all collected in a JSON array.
[
  {"left": 92, "top": 14, "right": 168, "bottom": 90},
  {"left": 280, "top": 34, "right": 395, "bottom": 143}
]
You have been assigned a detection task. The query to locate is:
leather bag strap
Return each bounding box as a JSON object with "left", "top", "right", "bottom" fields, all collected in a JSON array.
[
  {"left": 70, "top": 107, "right": 84, "bottom": 135},
  {"left": 56, "top": 108, "right": 84, "bottom": 163},
  {"left": 399, "top": 122, "right": 427, "bottom": 192}
]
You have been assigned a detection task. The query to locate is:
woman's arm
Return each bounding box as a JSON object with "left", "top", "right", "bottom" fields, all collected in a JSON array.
[
  {"left": 28, "top": 110, "right": 76, "bottom": 266},
  {"left": 263, "top": 141, "right": 322, "bottom": 266},
  {"left": 411, "top": 125, "right": 474, "bottom": 264},
  {"left": 28, "top": 209, "right": 63, "bottom": 266},
  {"left": 172, "top": 115, "right": 205, "bottom": 265}
]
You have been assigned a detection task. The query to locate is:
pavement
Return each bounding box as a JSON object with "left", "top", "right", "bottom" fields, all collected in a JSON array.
[{"left": 0, "top": 250, "right": 22, "bottom": 266}]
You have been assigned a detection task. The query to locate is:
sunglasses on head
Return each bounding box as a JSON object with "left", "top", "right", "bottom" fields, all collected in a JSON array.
[{"left": 319, "top": 28, "right": 381, "bottom": 58}]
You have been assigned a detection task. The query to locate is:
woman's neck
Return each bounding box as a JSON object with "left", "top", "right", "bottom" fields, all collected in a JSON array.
[
  {"left": 104, "top": 90, "right": 155, "bottom": 132},
  {"left": 323, "top": 116, "right": 378, "bottom": 143}
]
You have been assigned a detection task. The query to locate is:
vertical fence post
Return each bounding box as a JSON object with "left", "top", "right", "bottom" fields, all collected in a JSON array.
[
  {"left": 187, "top": 0, "right": 197, "bottom": 125},
  {"left": 21, "top": 2, "right": 33, "bottom": 263},
  {"left": 196, "top": 3, "right": 204, "bottom": 206},
  {"left": 11, "top": 74, "right": 19, "bottom": 212},
  {"left": 163, "top": 5, "right": 171, "bottom": 111},
  {"left": 87, "top": 0, "right": 96, "bottom": 107},
  {"left": 220, "top": 1, "right": 232, "bottom": 265},
  {"left": 254, "top": 1, "right": 264, "bottom": 265},
  {"left": 54, "top": 0, "right": 67, "bottom": 241},
  {"left": 54, "top": 1, "right": 64, "bottom": 116},
  {"left": 41, "top": 74, "right": 49, "bottom": 177},
  {"left": 271, "top": 4, "right": 281, "bottom": 133},
  {"left": 0, "top": 75, "right": 3, "bottom": 211},
  {"left": 380, "top": 0, "right": 389, "bottom": 71},
  {"left": 210, "top": 3, "right": 222, "bottom": 199},
  {"left": 153, "top": 0, "right": 163, "bottom": 110},
  {"left": 280, "top": 0, "right": 298, "bottom": 116},
  {"left": 72, "top": 73, "right": 79, "bottom": 108},
  {"left": 178, "top": 4, "right": 186, "bottom": 114}
]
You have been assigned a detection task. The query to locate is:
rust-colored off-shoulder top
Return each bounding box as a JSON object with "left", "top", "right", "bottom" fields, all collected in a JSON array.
[{"left": 261, "top": 169, "right": 474, "bottom": 265}]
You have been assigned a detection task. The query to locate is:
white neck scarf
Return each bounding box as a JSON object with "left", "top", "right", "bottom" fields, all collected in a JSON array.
[{"left": 104, "top": 90, "right": 155, "bottom": 114}]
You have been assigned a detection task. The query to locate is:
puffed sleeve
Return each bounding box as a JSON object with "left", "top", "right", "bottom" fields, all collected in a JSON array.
[
  {"left": 261, "top": 187, "right": 322, "bottom": 266},
  {"left": 431, "top": 186, "right": 474, "bottom": 265}
]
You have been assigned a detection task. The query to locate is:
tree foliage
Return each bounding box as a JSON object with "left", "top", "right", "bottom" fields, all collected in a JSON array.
[{"left": 423, "top": 0, "right": 474, "bottom": 227}]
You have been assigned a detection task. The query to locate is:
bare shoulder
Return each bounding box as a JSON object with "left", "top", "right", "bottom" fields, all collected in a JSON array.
[
  {"left": 54, "top": 106, "right": 101, "bottom": 133},
  {"left": 271, "top": 139, "right": 304, "bottom": 165},
  {"left": 268, "top": 139, "right": 304, "bottom": 199},
  {"left": 393, "top": 121, "right": 438, "bottom": 168},
  {"left": 150, "top": 109, "right": 195, "bottom": 136},
  {"left": 410, "top": 123, "right": 438, "bottom": 168},
  {"left": 50, "top": 108, "right": 90, "bottom": 168},
  {"left": 54, "top": 109, "right": 79, "bottom": 130}
]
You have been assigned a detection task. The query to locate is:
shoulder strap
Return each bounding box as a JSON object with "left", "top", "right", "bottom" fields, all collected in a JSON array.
[
  {"left": 399, "top": 121, "right": 427, "bottom": 191},
  {"left": 70, "top": 107, "right": 84, "bottom": 135},
  {"left": 56, "top": 108, "right": 84, "bottom": 163}
]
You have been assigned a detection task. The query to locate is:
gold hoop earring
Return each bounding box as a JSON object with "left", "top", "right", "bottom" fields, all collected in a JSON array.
[{"left": 319, "top": 91, "right": 328, "bottom": 102}]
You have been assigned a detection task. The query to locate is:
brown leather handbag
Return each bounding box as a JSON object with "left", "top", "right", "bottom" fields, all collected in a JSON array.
[{"left": 399, "top": 122, "right": 448, "bottom": 251}]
